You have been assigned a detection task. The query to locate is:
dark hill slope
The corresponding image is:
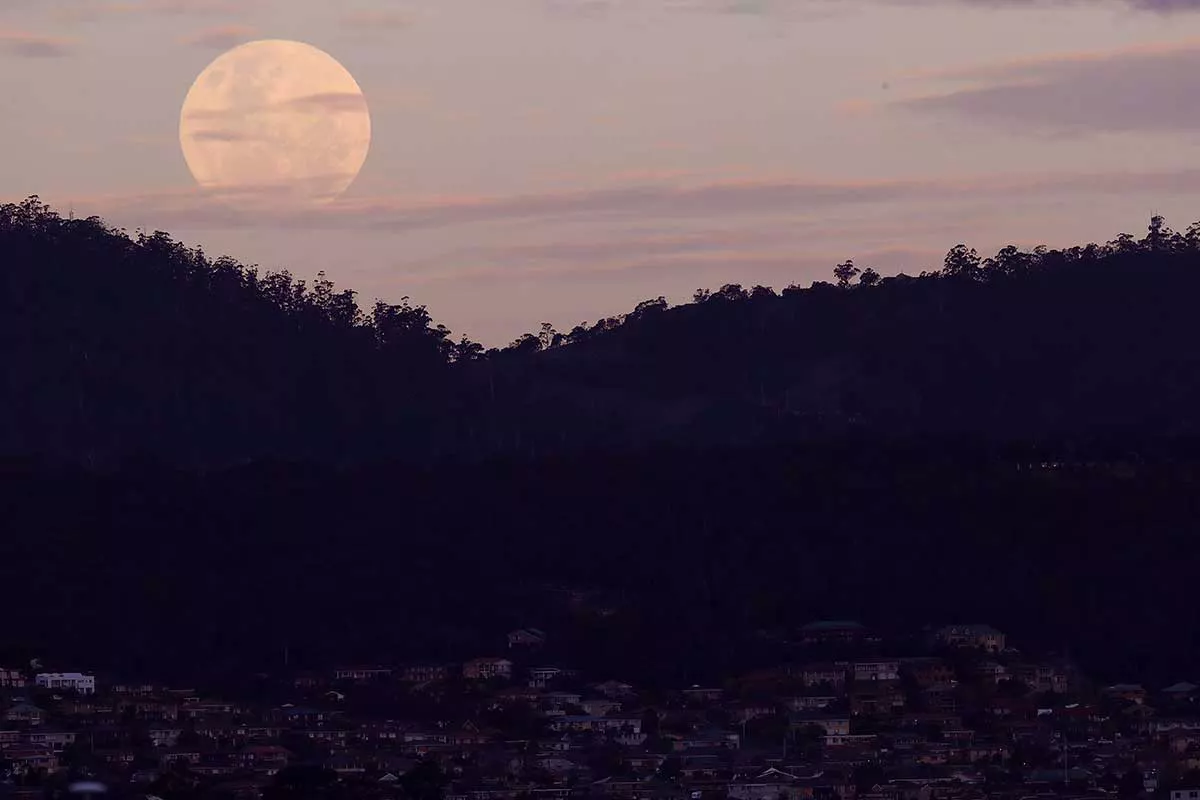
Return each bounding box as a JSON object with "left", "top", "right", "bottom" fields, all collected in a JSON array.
[
  {"left": 492, "top": 242, "right": 1200, "bottom": 447},
  {"left": 6, "top": 196, "right": 1200, "bottom": 462},
  {"left": 2, "top": 450, "right": 1198, "bottom": 687},
  {"left": 0, "top": 198, "right": 465, "bottom": 464}
]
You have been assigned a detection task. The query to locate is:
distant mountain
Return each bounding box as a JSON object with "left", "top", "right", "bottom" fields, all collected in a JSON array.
[{"left": 5, "top": 196, "right": 1200, "bottom": 464}]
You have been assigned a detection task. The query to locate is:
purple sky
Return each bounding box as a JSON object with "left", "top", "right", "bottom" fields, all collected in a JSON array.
[{"left": 4, "top": 0, "right": 1200, "bottom": 344}]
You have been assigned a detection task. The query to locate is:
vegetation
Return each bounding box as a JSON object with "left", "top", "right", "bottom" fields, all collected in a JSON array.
[
  {"left": 5, "top": 198, "right": 1200, "bottom": 687},
  {"left": 6, "top": 196, "right": 1200, "bottom": 464}
]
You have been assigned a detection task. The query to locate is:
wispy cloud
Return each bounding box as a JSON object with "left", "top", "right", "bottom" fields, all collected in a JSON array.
[
  {"left": 177, "top": 23, "right": 255, "bottom": 48},
  {"left": 44, "top": 166, "right": 1200, "bottom": 233},
  {"left": 282, "top": 92, "right": 370, "bottom": 114},
  {"left": 184, "top": 92, "right": 369, "bottom": 121},
  {"left": 542, "top": 0, "right": 1200, "bottom": 15},
  {"left": 51, "top": 0, "right": 260, "bottom": 23},
  {"left": 395, "top": 245, "right": 947, "bottom": 287},
  {"left": 186, "top": 129, "right": 261, "bottom": 143},
  {"left": 339, "top": 9, "right": 410, "bottom": 29},
  {"left": 889, "top": 37, "right": 1200, "bottom": 136},
  {"left": 0, "top": 27, "right": 76, "bottom": 57}
]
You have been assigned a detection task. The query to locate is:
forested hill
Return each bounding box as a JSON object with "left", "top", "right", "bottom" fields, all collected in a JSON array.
[{"left": 5, "top": 196, "right": 1200, "bottom": 464}]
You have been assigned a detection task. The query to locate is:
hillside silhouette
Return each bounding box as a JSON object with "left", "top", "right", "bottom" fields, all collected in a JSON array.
[
  {"left": 4, "top": 197, "right": 1200, "bottom": 684},
  {"left": 5, "top": 196, "right": 1200, "bottom": 464}
]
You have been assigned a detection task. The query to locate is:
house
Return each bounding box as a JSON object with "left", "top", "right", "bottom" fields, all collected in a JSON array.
[
  {"left": 591, "top": 680, "right": 635, "bottom": 699},
  {"left": 332, "top": 666, "right": 393, "bottom": 683},
  {"left": 580, "top": 697, "right": 622, "bottom": 716},
  {"left": 1014, "top": 662, "right": 1072, "bottom": 694},
  {"left": 727, "top": 767, "right": 834, "bottom": 800},
  {"left": 791, "top": 715, "right": 850, "bottom": 737},
  {"left": 1156, "top": 718, "right": 1200, "bottom": 733},
  {"left": 528, "top": 666, "right": 564, "bottom": 688},
  {"left": 730, "top": 703, "right": 776, "bottom": 723},
  {"left": 934, "top": 624, "right": 1006, "bottom": 652},
  {"left": 785, "top": 694, "right": 837, "bottom": 712},
  {"left": 542, "top": 691, "right": 584, "bottom": 710},
  {"left": 844, "top": 659, "right": 900, "bottom": 682},
  {"left": 799, "top": 620, "right": 870, "bottom": 645},
  {"left": 548, "top": 715, "right": 642, "bottom": 735},
  {"left": 401, "top": 663, "right": 451, "bottom": 683},
  {"left": 1104, "top": 683, "right": 1149, "bottom": 704},
  {"left": 507, "top": 628, "right": 548, "bottom": 648},
  {"left": 1170, "top": 787, "right": 1200, "bottom": 800},
  {"left": 149, "top": 727, "right": 183, "bottom": 747},
  {"left": 0, "top": 667, "right": 25, "bottom": 688},
  {"left": 4, "top": 702, "right": 45, "bottom": 726},
  {"left": 327, "top": 752, "right": 371, "bottom": 775},
  {"left": 208, "top": 779, "right": 265, "bottom": 800},
  {"left": 795, "top": 664, "right": 847, "bottom": 689},
  {"left": 158, "top": 748, "right": 203, "bottom": 768},
  {"left": 532, "top": 754, "right": 585, "bottom": 775},
  {"left": 974, "top": 661, "right": 1008, "bottom": 685},
  {"left": 900, "top": 712, "right": 962, "bottom": 731},
  {"left": 463, "top": 658, "right": 513, "bottom": 681},
  {"left": 291, "top": 672, "right": 324, "bottom": 689},
  {"left": 1164, "top": 682, "right": 1199, "bottom": 700},
  {"left": 902, "top": 658, "right": 955, "bottom": 688},
  {"left": 3, "top": 744, "right": 57, "bottom": 773},
  {"left": 25, "top": 729, "right": 78, "bottom": 750},
  {"left": 34, "top": 672, "right": 96, "bottom": 695},
  {"left": 124, "top": 699, "right": 181, "bottom": 721},
  {"left": 920, "top": 684, "right": 960, "bottom": 714},
  {"left": 681, "top": 686, "right": 724, "bottom": 704},
  {"left": 678, "top": 728, "right": 740, "bottom": 750},
  {"left": 850, "top": 683, "right": 905, "bottom": 715}
]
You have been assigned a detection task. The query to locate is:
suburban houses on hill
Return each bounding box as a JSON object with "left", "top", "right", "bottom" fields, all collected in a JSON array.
[{"left": 1, "top": 622, "right": 1198, "bottom": 800}]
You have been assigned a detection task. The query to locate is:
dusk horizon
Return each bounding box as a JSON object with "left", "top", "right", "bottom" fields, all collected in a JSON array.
[{"left": 6, "top": 0, "right": 1200, "bottom": 345}]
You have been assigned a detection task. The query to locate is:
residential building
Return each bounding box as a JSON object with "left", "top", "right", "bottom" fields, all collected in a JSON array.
[
  {"left": 332, "top": 667, "right": 393, "bottom": 682},
  {"left": 845, "top": 659, "right": 900, "bottom": 682},
  {"left": 463, "top": 657, "right": 513, "bottom": 680},
  {"left": 507, "top": 628, "right": 547, "bottom": 648},
  {"left": 35, "top": 672, "right": 96, "bottom": 695},
  {"left": 799, "top": 620, "right": 870, "bottom": 645},
  {"left": 934, "top": 624, "right": 1006, "bottom": 652}
]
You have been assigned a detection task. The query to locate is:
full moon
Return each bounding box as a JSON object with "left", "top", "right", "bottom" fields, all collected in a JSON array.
[{"left": 179, "top": 40, "right": 371, "bottom": 211}]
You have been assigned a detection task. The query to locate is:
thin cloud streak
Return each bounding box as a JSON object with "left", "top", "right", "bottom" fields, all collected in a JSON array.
[
  {"left": 0, "top": 28, "right": 76, "bottom": 57},
  {"left": 339, "top": 9, "right": 410, "bottom": 29},
  {"left": 177, "top": 23, "right": 255, "bottom": 48},
  {"left": 890, "top": 37, "right": 1200, "bottom": 134},
  {"left": 183, "top": 92, "right": 369, "bottom": 121},
  {"left": 46, "top": 166, "right": 1200, "bottom": 234},
  {"left": 395, "top": 246, "right": 946, "bottom": 287},
  {"left": 49, "top": 0, "right": 259, "bottom": 23},
  {"left": 543, "top": 0, "right": 1200, "bottom": 14}
]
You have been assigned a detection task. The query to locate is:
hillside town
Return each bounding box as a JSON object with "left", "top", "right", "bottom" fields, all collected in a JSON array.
[{"left": 2, "top": 622, "right": 1199, "bottom": 800}]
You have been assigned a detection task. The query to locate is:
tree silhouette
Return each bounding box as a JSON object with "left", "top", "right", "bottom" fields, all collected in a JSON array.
[
  {"left": 398, "top": 759, "right": 448, "bottom": 800},
  {"left": 833, "top": 259, "right": 860, "bottom": 288},
  {"left": 7, "top": 199, "right": 1200, "bottom": 467},
  {"left": 942, "top": 244, "right": 982, "bottom": 280}
]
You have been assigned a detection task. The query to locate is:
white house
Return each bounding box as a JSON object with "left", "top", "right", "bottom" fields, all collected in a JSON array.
[{"left": 35, "top": 672, "right": 96, "bottom": 695}]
